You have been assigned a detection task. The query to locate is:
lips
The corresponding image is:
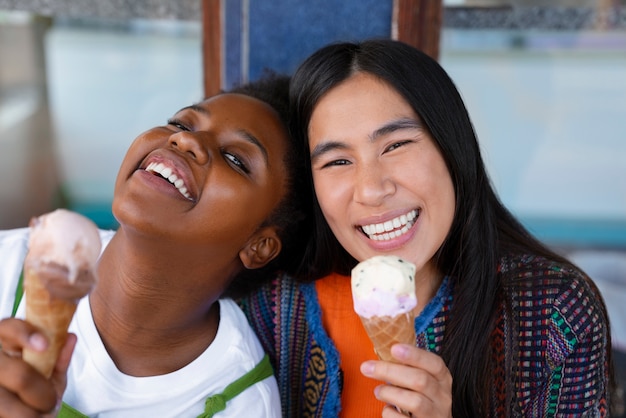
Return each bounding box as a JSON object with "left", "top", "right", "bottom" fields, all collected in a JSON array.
[
  {"left": 144, "top": 161, "right": 193, "bottom": 200},
  {"left": 359, "top": 209, "right": 418, "bottom": 241}
]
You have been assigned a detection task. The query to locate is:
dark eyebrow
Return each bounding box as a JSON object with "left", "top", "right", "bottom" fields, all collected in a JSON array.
[
  {"left": 370, "top": 117, "right": 423, "bottom": 140},
  {"left": 310, "top": 141, "right": 347, "bottom": 163},
  {"left": 237, "top": 129, "right": 269, "bottom": 166},
  {"left": 310, "top": 117, "right": 423, "bottom": 163},
  {"left": 178, "top": 104, "right": 210, "bottom": 115}
]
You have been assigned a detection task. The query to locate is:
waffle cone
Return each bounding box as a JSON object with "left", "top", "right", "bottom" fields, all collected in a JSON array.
[
  {"left": 22, "top": 265, "right": 77, "bottom": 378},
  {"left": 359, "top": 312, "right": 416, "bottom": 362}
]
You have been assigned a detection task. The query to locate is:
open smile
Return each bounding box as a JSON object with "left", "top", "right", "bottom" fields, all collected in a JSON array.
[
  {"left": 359, "top": 209, "right": 418, "bottom": 241},
  {"left": 145, "top": 161, "right": 193, "bottom": 200}
]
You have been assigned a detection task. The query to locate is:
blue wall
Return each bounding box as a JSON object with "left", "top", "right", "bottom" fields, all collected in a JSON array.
[{"left": 224, "top": 0, "right": 392, "bottom": 88}]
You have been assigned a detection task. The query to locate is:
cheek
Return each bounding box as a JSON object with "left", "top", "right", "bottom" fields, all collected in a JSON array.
[
  {"left": 416, "top": 161, "right": 456, "bottom": 231},
  {"left": 434, "top": 179, "right": 456, "bottom": 237},
  {"left": 114, "top": 138, "right": 150, "bottom": 186},
  {"left": 313, "top": 173, "right": 348, "bottom": 222},
  {"left": 429, "top": 156, "right": 456, "bottom": 213}
]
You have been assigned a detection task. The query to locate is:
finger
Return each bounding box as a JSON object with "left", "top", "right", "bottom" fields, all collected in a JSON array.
[
  {"left": 42, "top": 400, "right": 63, "bottom": 418},
  {"left": 51, "top": 333, "right": 76, "bottom": 399},
  {"left": 377, "top": 383, "right": 439, "bottom": 417},
  {"left": 362, "top": 360, "right": 439, "bottom": 400},
  {"left": 0, "top": 318, "right": 48, "bottom": 354},
  {"left": 0, "top": 353, "right": 58, "bottom": 412},
  {"left": 55, "top": 333, "right": 76, "bottom": 374},
  {"left": 382, "top": 404, "right": 412, "bottom": 418},
  {"left": 0, "top": 389, "right": 44, "bottom": 418},
  {"left": 390, "top": 344, "right": 452, "bottom": 402},
  {"left": 361, "top": 357, "right": 452, "bottom": 408},
  {"left": 390, "top": 344, "right": 450, "bottom": 380}
]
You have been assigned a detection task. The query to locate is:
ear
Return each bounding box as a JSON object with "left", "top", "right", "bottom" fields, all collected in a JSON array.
[{"left": 239, "top": 227, "right": 282, "bottom": 269}]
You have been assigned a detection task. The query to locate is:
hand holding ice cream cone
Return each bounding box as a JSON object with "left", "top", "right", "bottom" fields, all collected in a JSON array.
[{"left": 351, "top": 255, "right": 418, "bottom": 416}]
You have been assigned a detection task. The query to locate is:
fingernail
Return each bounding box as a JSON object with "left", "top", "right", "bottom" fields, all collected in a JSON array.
[
  {"left": 29, "top": 333, "right": 47, "bottom": 351},
  {"left": 391, "top": 343, "right": 409, "bottom": 359},
  {"left": 360, "top": 361, "right": 375, "bottom": 376}
]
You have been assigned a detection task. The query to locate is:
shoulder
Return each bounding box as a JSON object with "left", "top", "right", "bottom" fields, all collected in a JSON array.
[
  {"left": 498, "top": 253, "right": 577, "bottom": 278},
  {"left": 0, "top": 227, "right": 30, "bottom": 250},
  {"left": 0, "top": 228, "right": 29, "bottom": 264},
  {"left": 237, "top": 273, "right": 303, "bottom": 320},
  {"left": 219, "top": 298, "right": 263, "bottom": 345},
  {"left": 216, "top": 299, "right": 282, "bottom": 417},
  {"left": 498, "top": 253, "right": 608, "bottom": 363},
  {"left": 216, "top": 299, "right": 270, "bottom": 369},
  {"left": 99, "top": 229, "right": 115, "bottom": 246},
  {"left": 0, "top": 228, "right": 30, "bottom": 317},
  {"left": 498, "top": 253, "right": 605, "bottom": 313}
]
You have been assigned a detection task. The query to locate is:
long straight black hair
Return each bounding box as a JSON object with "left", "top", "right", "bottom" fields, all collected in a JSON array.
[{"left": 289, "top": 39, "right": 614, "bottom": 416}]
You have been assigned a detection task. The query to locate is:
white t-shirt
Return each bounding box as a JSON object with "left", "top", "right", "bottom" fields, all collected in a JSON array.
[{"left": 0, "top": 228, "right": 281, "bottom": 417}]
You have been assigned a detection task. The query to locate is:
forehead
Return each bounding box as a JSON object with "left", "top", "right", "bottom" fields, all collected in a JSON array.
[
  {"left": 309, "top": 73, "right": 416, "bottom": 137},
  {"left": 197, "top": 93, "right": 281, "bottom": 124},
  {"left": 325, "top": 73, "right": 408, "bottom": 110},
  {"left": 192, "top": 92, "right": 289, "bottom": 149}
]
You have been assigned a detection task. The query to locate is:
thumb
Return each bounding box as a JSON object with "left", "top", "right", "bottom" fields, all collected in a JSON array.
[
  {"left": 51, "top": 333, "right": 76, "bottom": 397},
  {"left": 42, "top": 333, "right": 76, "bottom": 418}
]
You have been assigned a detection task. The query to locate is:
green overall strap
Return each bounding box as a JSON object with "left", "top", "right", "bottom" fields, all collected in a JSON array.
[
  {"left": 198, "top": 353, "right": 274, "bottom": 418},
  {"left": 13, "top": 271, "right": 88, "bottom": 418},
  {"left": 11, "top": 270, "right": 24, "bottom": 318},
  {"left": 58, "top": 403, "right": 88, "bottom": 418}
]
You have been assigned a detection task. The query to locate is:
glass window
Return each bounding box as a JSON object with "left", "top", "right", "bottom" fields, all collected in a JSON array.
[{"left": 441, "top": 3, "right": 626, "bottom": 249}]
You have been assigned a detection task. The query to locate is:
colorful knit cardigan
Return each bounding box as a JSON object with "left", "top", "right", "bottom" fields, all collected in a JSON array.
[{"left": 238, "top": 254, "right": 611, "bottom": 417}]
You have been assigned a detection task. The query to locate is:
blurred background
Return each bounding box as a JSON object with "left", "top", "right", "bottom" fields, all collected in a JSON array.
[{"left": 0, "top": 0, "right": 624, "bottom": 411}]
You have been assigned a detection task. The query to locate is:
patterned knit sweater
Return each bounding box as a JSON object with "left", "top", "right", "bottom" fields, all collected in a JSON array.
[{"left": 238, "top": 254, "right": 611, "bottom": 417}]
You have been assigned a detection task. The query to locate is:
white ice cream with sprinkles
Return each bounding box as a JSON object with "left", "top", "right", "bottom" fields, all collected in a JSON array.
[{"left": 351, "top": 255, "right": 417, "bottom": 318}]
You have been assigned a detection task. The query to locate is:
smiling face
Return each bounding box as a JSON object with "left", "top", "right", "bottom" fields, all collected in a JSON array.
[
  {"left": 112, "top": 93, "right": 289, "bottom": 262},
  {"left": 308, "top": 73, "right": 456, "bottom": 282}
]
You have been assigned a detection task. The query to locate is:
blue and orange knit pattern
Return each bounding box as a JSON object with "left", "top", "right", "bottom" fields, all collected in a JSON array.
[{"left": 238, "top": 254, "right": 611, "bottom": 417}]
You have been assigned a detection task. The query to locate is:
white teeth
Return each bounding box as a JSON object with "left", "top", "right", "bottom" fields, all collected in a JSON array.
[
  {"left": 361, "top": 209, "right": 418, "bottom": 241},
  {"left": 145, "top": 162, "right": 192, "bottom": 200}
]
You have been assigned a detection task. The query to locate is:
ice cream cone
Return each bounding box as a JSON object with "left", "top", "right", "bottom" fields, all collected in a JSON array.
[
  {"left": 20, "top": 209, "right": 101, "bottom": 379},
  {"left": 22, "top": 263, "right": 77, "bottom": 378},
  {"left": 351, "top": 255, "right": 418, "bottom": 363},
  {"left": 359, "top": 312, "right": 416, "bottom": 362}
]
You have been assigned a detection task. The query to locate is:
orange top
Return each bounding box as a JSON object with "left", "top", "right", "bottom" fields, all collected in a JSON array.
[{"left": 315, "top": 272, "right": 386, "bottom": 416}]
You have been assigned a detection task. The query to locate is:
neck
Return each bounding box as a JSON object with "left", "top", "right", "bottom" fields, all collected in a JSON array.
[
  {"left": 413, "top": 263, "right": 444, "bottom": 316},
  {"left": 88, "top": 231, "right": 235, "bottom": 376}
]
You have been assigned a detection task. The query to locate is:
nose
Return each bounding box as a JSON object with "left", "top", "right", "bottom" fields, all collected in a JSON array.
[
  {"left": 353, "top": 161, "right": 395, "bottom": 206},
  {"left": 168, "top": 131, "right": 209, "bottom": 165}
]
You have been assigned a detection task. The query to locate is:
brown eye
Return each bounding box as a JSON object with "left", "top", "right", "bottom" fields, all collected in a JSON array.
[
  {"left": 385, "top": 140, "right": 412, "bottom": 153},
  {"left": 322, "top": 159, "right": 351, "bottom": 169},
  {"left": 223, "top": 151, "right": 250, "bottom": 174}
]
